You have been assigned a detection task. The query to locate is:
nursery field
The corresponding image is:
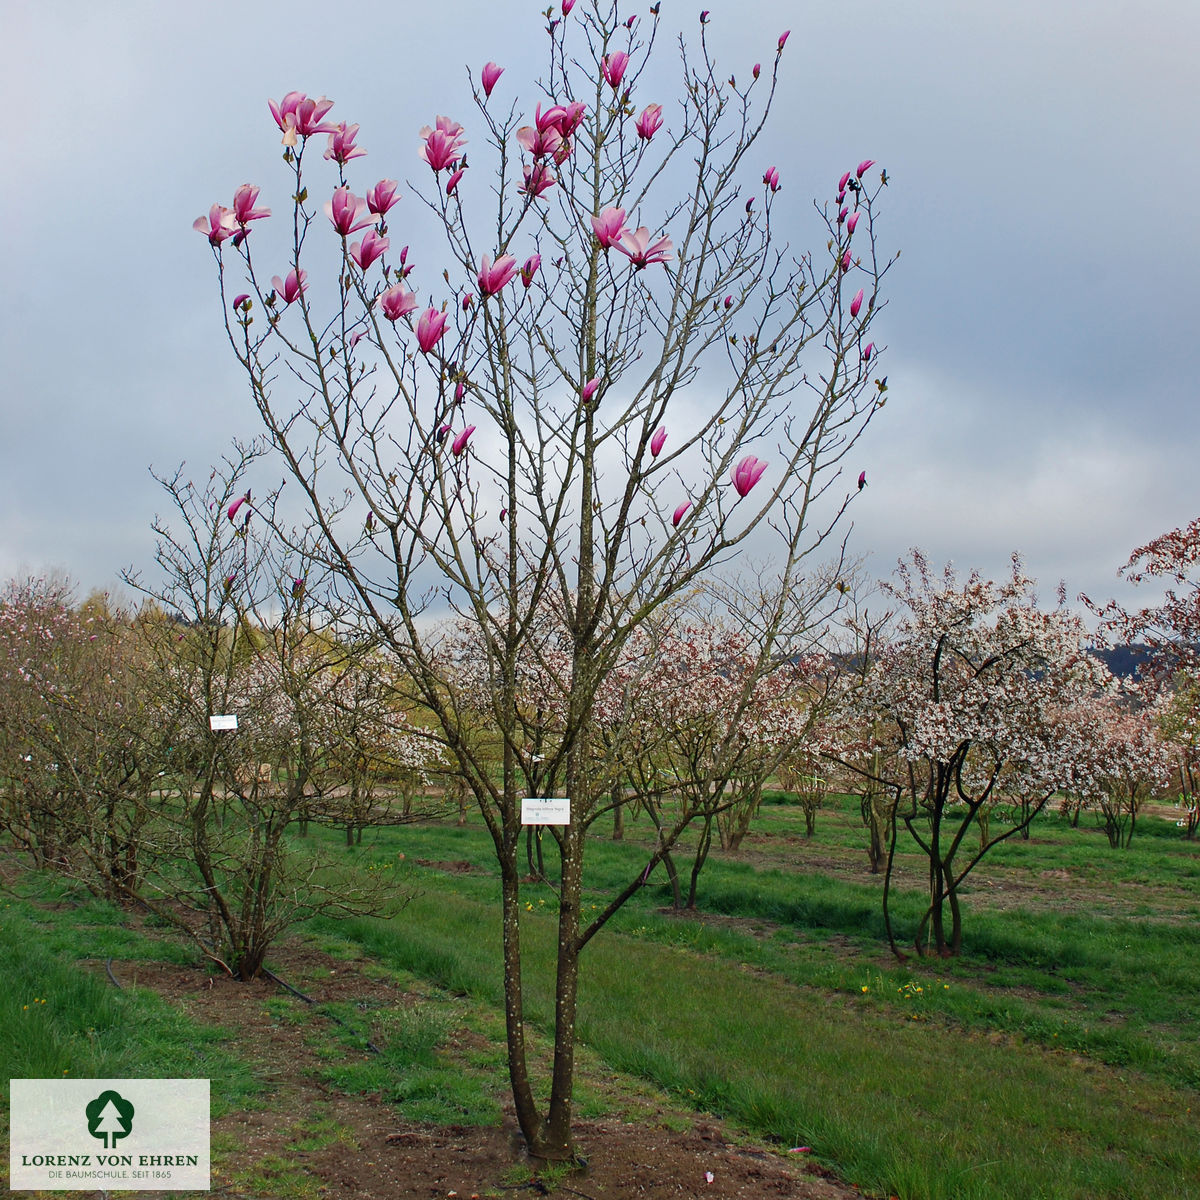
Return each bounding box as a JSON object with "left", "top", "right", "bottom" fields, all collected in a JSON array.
[{"left": 3, "top": 793, "right": 1199, "bottom": 1200}]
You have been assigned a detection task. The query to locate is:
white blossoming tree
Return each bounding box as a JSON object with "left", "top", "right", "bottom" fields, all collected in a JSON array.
[{"left": 841, "top": 551, "right": 1113, "bottom": 957}]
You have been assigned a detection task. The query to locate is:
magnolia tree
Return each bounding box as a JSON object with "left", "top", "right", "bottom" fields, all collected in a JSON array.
[
  {"left": 1088, "top": 518, "right": 1200, "bottom": 837},
  {"left": 195, "top": 1, "right": 891, "bottom": 1159},
  {"left": 1058, "top": 696, "right": 1170, "bottom": 849},
  {"left": 834, "top": 552, "right": 1113, "bottom": 957},
  {"left": 0, "top": 579, "right": 155, "bottom": 893},
  {"left": 127, "top": 454, "right": 422, "bottom": 979}
]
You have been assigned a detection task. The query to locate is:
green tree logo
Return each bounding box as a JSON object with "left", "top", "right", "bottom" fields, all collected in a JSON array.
[{"left": 85, "top": 1090, "right": 135, "bottom": 1149}]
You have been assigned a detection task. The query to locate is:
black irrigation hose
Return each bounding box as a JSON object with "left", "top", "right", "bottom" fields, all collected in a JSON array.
[
  {"left": 101, "top": 956, "right": 380, "bottom": 1056},
  {"left": 261, "top": 966, "right": 383, "bottom": 1055}
]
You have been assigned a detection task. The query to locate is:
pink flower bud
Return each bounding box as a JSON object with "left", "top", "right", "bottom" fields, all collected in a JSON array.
[
  {"left": 581, "top": 377, "right": 601, "bottom": 404},
  {"left": 520, "top": 254, "right": 542, "bottom": 288},
  {"left": 862, "top": 342, "right": 874, "bottom": 362},
  {"left": 753, "top": 63, "right": 761, "bottom": 79},
  {"left": 777, "top": 30, "right": 790, "bottom": 50},
  {"left": 651, "top": 426, "right": 667, "bottom": 457},
  {"left": 850, "top": 289, "right": 864, "bottom": 318},
  {"left": 846, "top": 211, "right": 860, "bottom": 235},
  {"left": 856, "top": 159, "right": 875, "bottom": 178},
  {"left": 481, "top": 62, "right": 504, "bottom": 98},
  {"left": 451, "top": 426, "right": 475, "bottom": 457},
  {"left": 731, "top": 454, "right": 767, "bottom": 497},
  {"left": 416, "top": 307, "right": 448, "bottom": 353},
  {"left": 672, "top": 500, "right": 691, "bottom": 527},
  {"left": 367, "top": 179, "right": 400, "bottom": 216},
  {"left": 602, "top": 52, "right": 629, "bottom": 90},
  {"left": 636, "top": 104, "right": 663, "bottom": 140}
]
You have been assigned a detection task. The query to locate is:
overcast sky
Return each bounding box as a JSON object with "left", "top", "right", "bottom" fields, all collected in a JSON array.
[{"left": 2, "top": 0, "right": 1196, "bottom": 618}]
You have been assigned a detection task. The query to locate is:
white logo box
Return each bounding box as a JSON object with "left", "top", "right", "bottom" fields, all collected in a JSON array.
[{"left": 10, "top": 1079, "right": 209, "bottom": 1191}]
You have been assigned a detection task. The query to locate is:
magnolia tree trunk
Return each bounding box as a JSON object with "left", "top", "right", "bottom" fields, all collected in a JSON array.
[{"left": 193, "top": 0, "right": 891, "bottom": 1160}]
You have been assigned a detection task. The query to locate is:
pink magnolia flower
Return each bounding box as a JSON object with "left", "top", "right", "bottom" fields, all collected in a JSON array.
[
  {"left": 562, "top": 0, "right": 575, "bottom": 12},
  {"left": 602, "top": 52, "right": 629, "bottom": 90},
  {"left": 350, "top": 228, "right": 389, "bottom": 271},
  {"left": 462, "top": 292, "right": 475, "bottom": 310},
  {"left": 636, "top": 104, "right": 663, "bottom": 140},
  {"left": 581, "top": 377, "right": 601, "bottom": 404},
  {"left": 232, "top": 184, "right": 271, "bottom": 226},
  {"left": 416, "top": 307, "right": 448, "bottom": 353},
  {"left": 269, "top": 92, "right": 336, "bottom": 146},
  {"left": 591, "top": 206, "right": 628, "bottom": 249},
  {"left": 858, "top": 470, "right": 868, "bottom": 490},
  {"left": 846, "top": 211, "right": 860, "bottom": 235},
  {"left": 850, "top": 288, "right": 864, "bottom": 318},
  {"left": 270, "top": 268, "right": 307, "bottom": 305},
  {"left": 478, "top": 254, "right": 519, "bottom": 296},
  {"left": 554, "top": 101, "right": 587, "bottom": 139},
  {"left": 763, "top": 166, "right": 780, "bottom": 191},
  {"left": 838, "top": 169, "right": 852, "bottom": 192},
  {"left": 700, "top": 11, "right": 710, "bottom": 23},
  {"left": 367, "top": 179, "right": 400, "bottom": 217},
  {"left": 436, "top": 424, "right": 451, "bottom": 443},
  {"left": 745, "top": 196, "right": 755, "bottom": 214},
  {"left": 419, "top": 116, "right": 467, "bottom": 172},
  {"left": 325, "top": 122, "right": 366, "bottom": 164},
  {"left": 454, "top": 379, "right": 467, "bottom": 401},
  {"left": 672, "top": 500, "right": 691, "bottom": 527},
  {"left": 753, "top": 63, "right": 761, "bottom": 79},
  {"left": 862, "top": 342, "right": 874, "bottom": 362},
  {"left": 856, "top": 158, "right": 875, "bottom": 178},
  {"left": 651, "top": 426, "right": 667, "bottom": 457},
  {"left": 194, "top": 204, "right": 237, "bottom": 246},
  {"left": 731, "top": 454, "right": 768, "bottom": 497},
  {"left": 520, "top": 162, "right": 557, "bottom": 198},
  {"left": 516, "top": 122, "right": 564, "bottom": 160},
  {"left": 232, "top": 293, "right": 250, "bottom": 311},
  {"left": 446, "top": 167, "right": 466, "bottom": 195},
  {"left": 840, "top": 248, "right": 852, "bottom": 274},
  {"left": 617, "top": 226, "right": 674, "bottom": 269},
  {"left": 777, "top": 30, "right": 790, "bottom": 50},
  {"left": 326, "top": 187, "right": 375, "bottom": 236},
  {"left": 228, "top": 492, "right": 251, "bottom": 522},
  {"left": 520, "top": 254, "right": 542, "bottom": 288},
  {"left": 451, "top": 425, "right": 476, "bottom": 457},
  {"left": 481, "top": 62, "right": 504, "bottom": 97},
  {"left": 837, "top": 207, "right": 848, "bottom": 225}
]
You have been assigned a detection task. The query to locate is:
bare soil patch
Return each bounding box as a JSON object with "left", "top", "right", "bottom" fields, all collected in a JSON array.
[{"left": 94, "top": 943, "right": 866, "bottom": 1200}]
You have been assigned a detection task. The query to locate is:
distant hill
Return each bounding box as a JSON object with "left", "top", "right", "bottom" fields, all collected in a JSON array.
[{"left": 1089, "top": 644, "right": 1152, "bottom": 680}]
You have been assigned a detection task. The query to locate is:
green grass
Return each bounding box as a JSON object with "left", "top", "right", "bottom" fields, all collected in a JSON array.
[
  {"left": 0, "top": 882, "right": 257, "bottom": 1116},
  {"left": 5, "top": 791, "right": 1198, "bottom": 1200},
  {"left": 307, "top": 795, "right": 1200, "bottom": 1200}
]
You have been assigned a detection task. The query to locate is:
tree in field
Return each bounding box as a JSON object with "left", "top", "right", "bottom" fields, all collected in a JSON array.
[
  {"left": 1058, "top": 696, "right": 1170, "bottom": 849},
  {"left": 1087, "top": 519, "right": 1200, "bottom": 838},
  {"left": 0, "top": 578, "right": 155, "bottom": 895},
  {"left": 841, "top": 551, "right": 1112, "bottom": 957},
  {"left": 127, "top": 454, "right": 420, "bottom": 979},
  {"left": 194, "top": 2, "right": 892, "bottom": 1158}
]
